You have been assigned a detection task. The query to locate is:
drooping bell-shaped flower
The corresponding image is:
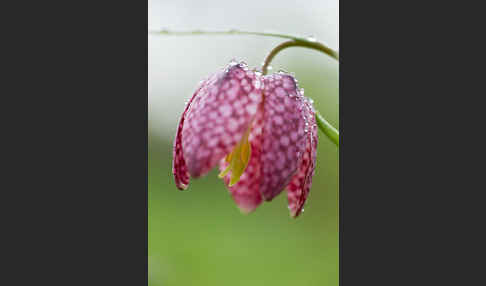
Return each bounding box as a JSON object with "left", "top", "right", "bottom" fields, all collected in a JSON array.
[{"left": 172, "top": 60, "right": 318, "bottom": 218}]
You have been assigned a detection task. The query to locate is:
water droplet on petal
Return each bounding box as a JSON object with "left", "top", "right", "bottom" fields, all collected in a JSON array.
[
  {"left": 253, "top": 79, "right": 261, "bottom": 89},
  {"left": 306, "top": 35, "right": 317, "bottom": 42}
]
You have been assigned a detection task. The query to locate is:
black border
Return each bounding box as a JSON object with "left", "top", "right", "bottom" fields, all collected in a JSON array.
[
  {"left": 339, "top": 1, "right": 462, "bottom": 284},
  {"left": 11, "top": 1, "right": 149, "bottom": 284}
]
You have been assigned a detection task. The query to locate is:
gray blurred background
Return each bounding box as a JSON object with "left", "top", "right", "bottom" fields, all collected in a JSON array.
[{"left": 148, "top": 0, "right": 339, "bottom": 285}]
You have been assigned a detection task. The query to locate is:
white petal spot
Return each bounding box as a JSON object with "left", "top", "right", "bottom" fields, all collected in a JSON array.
[
  {"left": 214, "top": 126, "right": 224, "bottom": 134},
  {"left": 276, "top": 154, "right": 286, "bottom": 170},
  {"left": 228, "top": 118, "right": 239, "bottom": 132},
  {"left": 222, "top": 81, "right": 231, "bottom": 90},
  {"left": 290, "top": 131, "right": 298, "bottom": 142},
  {"left": 246, "top": 104, "right": 257, "bottom": 115},
  {"left": 210, "top": 86, "right": 219, "bottom": 96},
  {"left": 227, "top": 85, "right": 239, "bottom": 100},
  {"left": 283, "top": 77, "right": 294, "bottom": 89},
  {"left": 209, "top": 112, "right": 218, "bottom": 120},
  {"left": 275, "top": 87, "right": 286, "bottom": 97},
  {"left": 207, "top": 138, "right": 219, "bottom": 147},
  {"left": 219, "top": 104, "right": 232, "bottom": 117},
  {"left": 273, "top": 115, "right": 283, "bottom": 125},
  {"left": 248, "top": 92, "right": 261, "bottom": 102},
  {"left": 233, "top": 100, "right": 241, "bottom": 109},
  {"left": 253, "top": 79, "right": 261, "bottom": 89},
  {"left": 280, "top": 135, "right": 290, "bottom": 146}
]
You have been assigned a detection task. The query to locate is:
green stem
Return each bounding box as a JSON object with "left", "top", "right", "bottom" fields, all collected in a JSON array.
[
  {"left": 148, "top": 29, "right": 338, "bottom": 61},
  {"left": 150, "top": 29, "right": 339, "bottom": 147},
  {"left": 316, "top": 111, "right": 339, "bottom": 147},
  {"left": 149, "top": 28, "right": 299, "bottom": 40}
]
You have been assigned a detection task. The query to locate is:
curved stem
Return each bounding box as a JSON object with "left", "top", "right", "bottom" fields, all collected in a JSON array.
[
  {"left": 261, "top": 40, "right": 338, "bottom": 74},
  {"left": 261, "top": 40, "right": 339, "bottom": 147}
]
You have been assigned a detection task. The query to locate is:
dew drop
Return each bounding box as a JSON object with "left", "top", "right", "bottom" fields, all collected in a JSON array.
[
  {"left": 306, "top": 35, "right": 316, "bottom": 42},
  {"left": 229, "top": 59, "right": 238, "bottom": 66},
  {"left": 267, "top": 65, "right": 273, "bottom": 71},
  {"left": 253, "top": 79, "right": 261, "bottom": 89}
]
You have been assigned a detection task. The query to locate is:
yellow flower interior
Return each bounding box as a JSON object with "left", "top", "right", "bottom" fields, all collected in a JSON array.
[{"left": 218, "top": 126, "right": 252, "bottom": 186}]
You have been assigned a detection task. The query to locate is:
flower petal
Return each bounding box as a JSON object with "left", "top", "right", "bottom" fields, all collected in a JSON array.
[
  {"left": 219, "top": 105, "right": 264, "bottom": 213},
  {"left": 287, "top": 99, "right": 318, "bottom": 218},
  {"left": 172, "top": 79, "right": 207, "bottom": 190},
  {"left": 259, "top": 74, "right": 309, "bottom": 201},
  {"left": 182, "top": 61, "right": 263, "bottom": 178}
]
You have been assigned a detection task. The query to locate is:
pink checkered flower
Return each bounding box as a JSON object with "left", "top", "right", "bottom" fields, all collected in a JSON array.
[{"left": 172, "top": 60, "right": 318, "bottom": 218}]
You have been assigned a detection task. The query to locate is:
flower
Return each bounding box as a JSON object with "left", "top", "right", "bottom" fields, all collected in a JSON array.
[{"left": 172, "top": 60, "right": 318, "bottom": 218}]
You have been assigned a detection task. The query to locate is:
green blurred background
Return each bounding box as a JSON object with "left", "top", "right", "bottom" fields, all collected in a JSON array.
[{"left": 148, "top": 1, "right": 338, "bottom": 285}]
